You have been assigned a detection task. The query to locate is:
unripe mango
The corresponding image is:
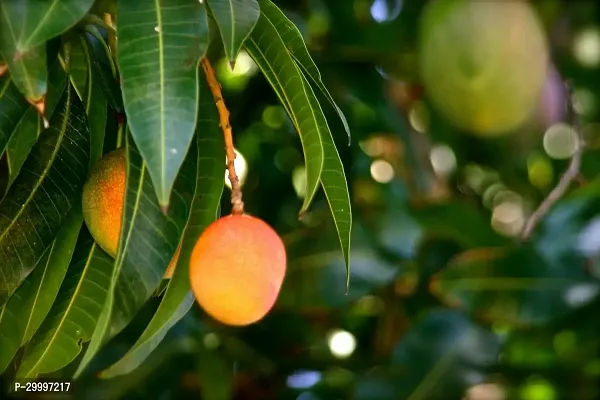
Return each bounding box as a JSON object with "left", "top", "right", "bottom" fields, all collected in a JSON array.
[
  {"left": 82, "top": 148, "right": 180, "bottom": 278},
  {"left": 189, "top": 214, "right": 286, "bottom": 326},
  {"left": 419, "top": 0, "right": 549, "bottom": 136}
]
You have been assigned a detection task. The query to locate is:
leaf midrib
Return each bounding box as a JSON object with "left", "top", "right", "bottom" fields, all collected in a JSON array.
[
  {"left": 153, "top": 0, "right": 166, "bottom": 201},
  {"left": 0, "top": 9, "right": 36, "bottom": 99}
]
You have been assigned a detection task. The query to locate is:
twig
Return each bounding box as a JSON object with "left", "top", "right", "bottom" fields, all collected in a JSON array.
[
  {"left": 200, "top": 57, "right": 245, "bottom": 215},
  {"left": 520, "top": 81, "right": 584, "bottom": 240}
]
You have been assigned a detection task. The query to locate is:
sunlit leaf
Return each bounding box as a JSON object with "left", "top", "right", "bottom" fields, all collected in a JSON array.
[
  {"left": 116, "top": 0, "right": 209, "bottom": 208},
  {"left": 259, "top": 0, "right": 351, "bottom": 142},
  {"left": 299, "top": 71, "right": 351, "bottom": 287},
  {"left": 0, "top": 207, "right": 82, "bottom": 374},
  {"left": 99, "top": 75, "right": 225, "bottom": 378},
  {"left": 245, "top": 13, "right": 324, "bottom": 215},
  {"left": 207, "top": 0, "right": 260, "bottom": 64},
  {"left": 16, "top": 231, "right": 114, "bottom": 378},
  {"left": 0, "top": 81, "right": 91, "bottom": 306}
]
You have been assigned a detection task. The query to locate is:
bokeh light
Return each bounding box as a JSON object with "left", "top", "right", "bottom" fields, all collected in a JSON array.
[
  {"left": 292, "top": 166, "right": 307, "bottom": 198},
  {"left": 573, "top": 26, "right": 600, "bottom": 67},
  {"left": 543, "top": 123, "right": 579, "bottom": 159},
  {"left": 429, "top": 144, "right": 456, "bottom": 176},
  {"left": 327, "top": 330, "right": 357, "bottom": 358},
  {"left": 370, "top": 159, "right": 394, "bottom": 183}
]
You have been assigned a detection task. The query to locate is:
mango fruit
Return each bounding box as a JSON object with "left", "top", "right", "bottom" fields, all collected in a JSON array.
[
  {"left": 189, "top": 214, "right": 287, "bottom": 326},
  {"left": 81, "top": 148, "right": 180, "bottom": 278},
  {"left": 419, "top": 0, "right": 549, "bottom": 136}
]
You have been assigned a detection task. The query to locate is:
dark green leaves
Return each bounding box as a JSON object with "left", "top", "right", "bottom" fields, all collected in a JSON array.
[
  {"left": 0, "top": 0, "right": 94, "bottom": 101},
  {"left": 99, "top": 76, "right": 225, "bottom": 378},
  {"left": 0, "top": 207, "right": 82, "bottom": 374},
  {"left": 208, "top": 0, "right": 260, "bottom": 64},
  {"left": 75, "top": 131, "right": 195, "bottom": 377},
  {"left": 17, "top": 232, "right": 114, "bottom": 378},
  {"left": 0, "top": 0, "right": 94, "bottom": 53},
  {"left": 0, "top": 81, "right": 90, "bottom": 306},
  {"left": 0, "top": 76, "right": 29, "bottom": 153},
  {"left": 116, "top": 0, "right": 209, "bottom": 208}
]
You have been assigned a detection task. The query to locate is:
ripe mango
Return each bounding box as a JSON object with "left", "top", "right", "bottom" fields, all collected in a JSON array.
[
  {"left": 81, "top": 148, "right": 180, "bottom": 278},
  {"left": 419, "top": 0, "right": 549, "bottom": 136},
  {"left": 189, "top": 214, "right": 287, "bottom": 326}
]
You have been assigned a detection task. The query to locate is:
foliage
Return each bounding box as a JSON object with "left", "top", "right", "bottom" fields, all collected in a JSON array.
[{"left": 1, "top": 0, "right": 600, "bottom": 399}]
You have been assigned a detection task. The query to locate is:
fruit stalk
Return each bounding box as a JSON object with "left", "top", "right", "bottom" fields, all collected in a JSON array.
[{"left": 200, "top": 57, "right": 244, "bottom": 215}]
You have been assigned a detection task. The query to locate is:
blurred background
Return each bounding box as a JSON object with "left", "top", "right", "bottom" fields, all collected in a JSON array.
[{"left": 18, "top": 0, "right": 600, "bottom": 399}]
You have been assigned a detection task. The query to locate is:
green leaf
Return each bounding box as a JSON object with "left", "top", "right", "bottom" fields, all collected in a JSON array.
[
  {"left": 0, "top": 76, "right": 29, "bottom": 154},
  {"left": 298, "top": 70, "right": 352, "bottom": 287},
  {"left": 116, "top": 0, "right": 209, "bottom": 208},
  {"left": 81, "top": 30, "right": 123, "bottom": 112},
  {"left": 0, "top": 0, "right": 94, "bottom": 54},
  {"left": 16, "top": 231, "right": 115, "bottom": 378},
  {"left": 5, "top": 107, "right": 41, "bottom": 189},
  {"left": 207, "top": 0, "right": 260, "bottom": 64},
  {"left": 5, "top": 55, "right": 68, "bottom": 189},
  {"left": 0, "top": 41, "right": 46, "bottom": 102},
  {"left": 75, "top": 130, "right": 196, "bottom": 377},
  {"left": 0, "top": 207, "right": 82, "bottom": 374},
  {"left": 258, "top": 0, "right": 351, "bottom": 142},
  {"left": 66, "top": 38, "right": 89, "bottom": 100},
  {"left": 430, "top": 245, "right": 600, "bottom": 327},
  {"left": 99, "top": 75, "right": 225, "bottom": 378},
  {"left": 80, "top": 36, "right": 108, "bottom": 166},
  {"left": 0, "top": 81, "right": 91, "bottom": 306},
  {"left": 245, "top": 13, "right": 324, "bottom": 215}
]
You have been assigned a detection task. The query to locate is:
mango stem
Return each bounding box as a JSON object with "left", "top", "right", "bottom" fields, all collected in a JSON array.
[{"left": 200, "top": 57, "right": 244, "bottom": 215}]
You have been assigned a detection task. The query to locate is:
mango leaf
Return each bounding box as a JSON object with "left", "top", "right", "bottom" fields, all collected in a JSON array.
[
  {"left": 5, "top": 56, "right": 69, "bottom": 188},
  {"left": 299, "top": 70, "right": 351, "bottom": 287},
  {"left": 258, "top": 0, "right": 351, "bottom": 142},
  {"left": 0, "top": 0, "right": 94, "bottom": 53},
  {"left": 74, "top": 130, "right": 196, "bottom": 377},
  {"left": 385, "top": 310, "right": 500, "bottom": 400},
  {"left": 0, "top": 207, "right": 82, "bottom": 374},
  {"left": 207, "top": 0, "right": 260, "bottom": 64},
  {"left": 0, "top": 41, "right": 46, "bottom": 101},
  {"left": 5, "top": 107, "right": 41, "bottom": 189},
  {"left": 116, "top": 0, "right": 209, "bottom": 208},
  {"left": 81, "top": 30, "right": 123, "bottom": 112},
  {"left": 430, "top": 245, "right": 600, "bottom": 327},
  {"left": 245, "top": 13, "right": 324, "bottom": 215},
  {"left": 99, "top": 74, "right": 225, "bottom": 378},
  {"left": 0, "top": 81, "right": 91, "bottom": 306},
  {"left": 67, "top": 37, "right": 89, "bottom": 100},
  {"left": 80, "top": 36, "right": 108, "bottom": 165},
  {"left": 0, "top": 76, "right": 29, "bottom": 154},
  {"left": 16, "top": 231, "right": 115, "bottom": 378}
]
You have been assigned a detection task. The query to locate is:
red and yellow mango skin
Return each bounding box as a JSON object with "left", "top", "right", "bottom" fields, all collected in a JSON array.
[{"left": 189, "top": 214, "right": 287, "bottom": 326}]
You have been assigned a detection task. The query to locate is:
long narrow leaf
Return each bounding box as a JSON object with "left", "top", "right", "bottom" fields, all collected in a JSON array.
[
  {"left": 99, "top": 74, "right": 225, "bottom": 378},
  {"left": 116, "top": 0, "right": 209, "bottom": 208},
  {"left": 0, "top": 81, "right": 91, "bottom": 306}
]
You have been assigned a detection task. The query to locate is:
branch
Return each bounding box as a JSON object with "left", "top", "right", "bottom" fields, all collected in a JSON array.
[
  {"left": 200, "top": 57, "right": 245, "bottom": 215},
  {"left": 520, "top": 81, "right": 584, "bottom": 240}
]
